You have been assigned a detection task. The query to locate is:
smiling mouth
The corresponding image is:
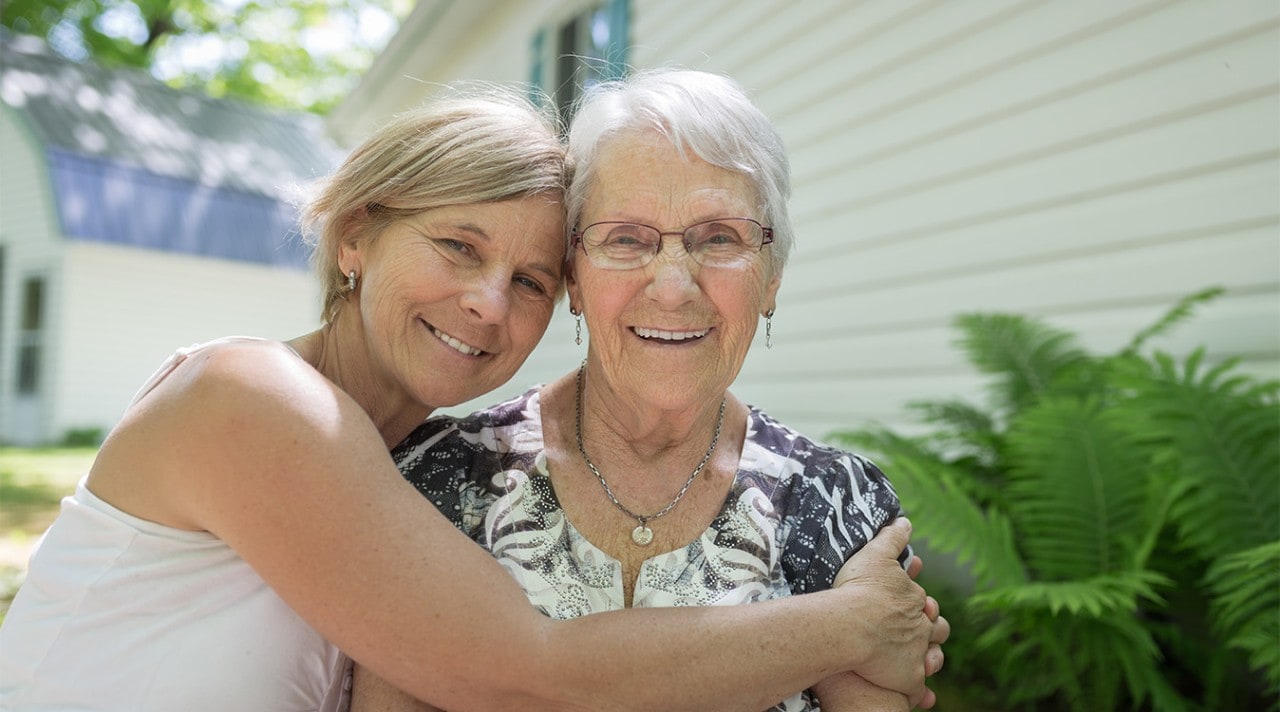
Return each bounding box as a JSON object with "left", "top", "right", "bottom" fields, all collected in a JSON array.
[
  {"left": 431, "top": 326, "right": 485, "bottom": 356},
  {"left": 632, "top": 327, "right": 711, "bottom": 343}
]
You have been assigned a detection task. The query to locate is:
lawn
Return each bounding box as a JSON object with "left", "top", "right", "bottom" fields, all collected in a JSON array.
[{"left": 0, "top": 447, "right": 96, "bottom": 618}]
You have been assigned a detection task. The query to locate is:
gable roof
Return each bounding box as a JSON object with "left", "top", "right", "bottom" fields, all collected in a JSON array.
[{"left": 1, "top": 31, "right": 344, "bottom": 268}]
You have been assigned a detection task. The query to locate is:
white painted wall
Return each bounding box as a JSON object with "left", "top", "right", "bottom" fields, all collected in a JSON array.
[
  {"left": 340, "top": 1, "right": 1280, "bottom": 443},
  {"left": 2, "top": 104, "right": 326, "bottom": 445},
  {"left": 53, "top": 242, "right": 322, "bottom": 441},
  {"left": 0, "top": 104, "right": 64, "bottom": 444}
]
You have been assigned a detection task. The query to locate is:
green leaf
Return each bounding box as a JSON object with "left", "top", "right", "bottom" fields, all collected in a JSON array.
[{"left": 954, "top": 312, "right": 1091, "bottom": 413}]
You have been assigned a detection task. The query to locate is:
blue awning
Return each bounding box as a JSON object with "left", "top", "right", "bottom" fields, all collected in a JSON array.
[{"left": 47, "top": 148, "right": 311, "bottom": 269}]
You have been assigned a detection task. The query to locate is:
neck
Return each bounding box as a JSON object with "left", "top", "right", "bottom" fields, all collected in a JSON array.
[
  {"left": 289, "top": 312, "right": 433, "bottom": 448},
  {"left": 576, "top": 363, "right": 728, "bottom": 462}
]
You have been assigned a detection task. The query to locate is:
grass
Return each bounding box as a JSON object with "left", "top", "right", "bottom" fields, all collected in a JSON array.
[{"left": 0, "top": 447, "right": 97, "bottom": 619}]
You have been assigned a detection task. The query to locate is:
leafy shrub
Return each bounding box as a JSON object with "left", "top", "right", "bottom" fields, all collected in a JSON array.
[{"left": 834, "top": 288, "right": 1279, "bottom": 711}]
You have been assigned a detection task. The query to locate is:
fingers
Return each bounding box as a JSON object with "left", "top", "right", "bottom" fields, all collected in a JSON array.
[
  {"left": 925, "top": 643, "right": 945, "bottom": 676},
  {"left": 916, "top": 686, "right": 937, "bottom": 710},
  {"left": 931, "top": 614, "right": 950, "bottom": 645},
  {"left": 923, "top": 595, "right": 939, "bottom": 621},
  {"left": 869, "top": 517, "right": 911, "bottom": 557},
  {"left": 906, "top": 555, "right": 923, "bottom": 580}
]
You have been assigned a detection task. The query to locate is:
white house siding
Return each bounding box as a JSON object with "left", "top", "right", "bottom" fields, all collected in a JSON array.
[
  {"left": 619, "top": 0, "right": 1280, "bottom": 439},
  {"left": 0, "top": 105, "right": 64, "bottom": 444},
  {"left": 341, "top": 1, "right": 1280, "bottom": 443},
  {"left": 52, "top": 241, "right": 322, "bottom": 441}
]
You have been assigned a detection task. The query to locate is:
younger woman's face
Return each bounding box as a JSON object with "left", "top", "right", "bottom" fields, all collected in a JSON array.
[{"left": 343, "top": 195, "right": 566, "bottom": 410}]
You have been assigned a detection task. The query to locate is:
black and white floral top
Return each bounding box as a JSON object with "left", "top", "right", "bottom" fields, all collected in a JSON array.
[{"left": 392, "top": 387, "right": 905, "bottom": 712}]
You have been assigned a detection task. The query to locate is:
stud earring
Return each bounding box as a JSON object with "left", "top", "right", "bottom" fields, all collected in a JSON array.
[
  {"left": 571, "top": 307, "right": 582, "bottom": 346},
  {"left": 764, "top": 309, "right": 775, "bottom": 349},
  {"left": 346, "top": 270, "right": 358, "bottom": 292}
]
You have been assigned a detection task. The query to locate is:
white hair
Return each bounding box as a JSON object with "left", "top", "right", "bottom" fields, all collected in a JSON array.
[{"left": 566, "top": 68, "right": 794, "bottom": 272}]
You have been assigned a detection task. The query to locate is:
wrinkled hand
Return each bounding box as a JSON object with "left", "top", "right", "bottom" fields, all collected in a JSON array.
[{"left": 831, "top": 519, "right": 948, "bottom": 709}]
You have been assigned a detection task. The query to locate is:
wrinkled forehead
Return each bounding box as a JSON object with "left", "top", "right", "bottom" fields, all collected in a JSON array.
[{"left": 584, "top": 130, "right": 759, "bottom": 223}]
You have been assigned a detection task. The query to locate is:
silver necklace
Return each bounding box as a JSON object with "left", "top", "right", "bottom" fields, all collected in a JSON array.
[{"left": 574, "top": 363, "right": 726, "bottom": 546}]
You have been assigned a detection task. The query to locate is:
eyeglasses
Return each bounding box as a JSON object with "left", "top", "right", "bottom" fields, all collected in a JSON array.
[{"left": 572, "top": 218, "right": 774, "bottom": 270}]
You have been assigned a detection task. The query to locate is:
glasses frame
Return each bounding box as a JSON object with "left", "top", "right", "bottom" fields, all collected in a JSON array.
[{"left": 571, "top": 217, "right": 775, "bottom": 270}]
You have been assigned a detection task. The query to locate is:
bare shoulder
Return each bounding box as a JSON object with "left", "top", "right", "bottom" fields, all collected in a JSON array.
[{"left": 88, "top": 339, "right": 358, "bottom": 529}]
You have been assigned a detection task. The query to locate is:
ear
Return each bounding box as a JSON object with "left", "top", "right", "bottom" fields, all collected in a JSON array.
[
  {"left": 762, "top": 270, "right": 781, "bottom": 316},
  {"left": 336, "top": 206, "right": 370, "bottom": 277},
  {"left": 565, "top": 254, "right": 583, "bottom": 314}
]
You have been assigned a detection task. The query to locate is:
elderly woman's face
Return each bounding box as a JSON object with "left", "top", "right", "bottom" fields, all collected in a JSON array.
[{"left": 569, "top": 130, "right": 780, "bottom": 411}]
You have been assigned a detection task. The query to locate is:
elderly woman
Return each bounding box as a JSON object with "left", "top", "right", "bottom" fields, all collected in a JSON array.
[{"left": 362, "top": 70, "right": 948, "bottom": 711}]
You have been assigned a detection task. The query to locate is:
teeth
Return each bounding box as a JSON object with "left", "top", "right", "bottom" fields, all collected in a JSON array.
[
  {"left": 634, "top": 327, "right": 709, "bottom": 342},
  {"left": 432, "top": 328, "right": 483, "bottom": 356}
]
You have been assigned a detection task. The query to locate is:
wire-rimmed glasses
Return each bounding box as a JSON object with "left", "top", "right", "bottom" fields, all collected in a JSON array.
[{"left": 572, "top": 217, "right": 774, "bottom": 270}]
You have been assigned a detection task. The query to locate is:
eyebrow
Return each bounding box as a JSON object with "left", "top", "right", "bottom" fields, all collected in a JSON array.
[
  {"left": 447, "top": 223, "right": 492, "bottom": 241},
  {"left": 528, "top": 261, "right": 562, "bottom": 283},
  {"left": 444, "top": 222, "right": 561, "bottom": 283}
]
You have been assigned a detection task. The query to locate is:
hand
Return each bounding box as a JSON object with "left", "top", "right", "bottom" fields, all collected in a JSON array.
[
  {"left": 904, "top": 555, "right": 950, "bottom": 709},
  {"left": 831, "top": 519, "right": 934, "bottom": 706}
]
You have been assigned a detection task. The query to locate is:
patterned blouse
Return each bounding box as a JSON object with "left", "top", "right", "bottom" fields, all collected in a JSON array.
[{"left": 392, "top": 387, "right": 905, "bottom": 711}]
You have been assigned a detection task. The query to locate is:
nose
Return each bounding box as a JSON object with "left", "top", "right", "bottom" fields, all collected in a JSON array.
[
  {"left": 459, "top": 273, "right": 510, "bottom": 324},
  {"left": 645, "top": 244, "right": 700, "bottom": 308}
]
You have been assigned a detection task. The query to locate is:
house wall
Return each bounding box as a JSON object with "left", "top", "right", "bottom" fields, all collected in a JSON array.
[
  {"left": 0, "top": 104, "right": 65, "bottom": 445},
  {"left": 338, "top": 0, "right": 1280, "bottom": 441},
  {"left": 52, "top": 242, "right": 322, "bottom": 442}
]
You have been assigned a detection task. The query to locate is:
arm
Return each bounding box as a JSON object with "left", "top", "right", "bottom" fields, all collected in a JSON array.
[
  {"left": 772, "top": 449, "right": 947, "bottom": 710},
  {"left": 812, "top": 675, "right": 909, "bottom": 712},
  {"left": 352, "top": 664, "right": 442, "bottom": 712},
  {"left": 98, "top": 343, "right": 933, "bottom": 710},
  {"left": 813, "top": 558, "right": 947, "bottom": 711}
]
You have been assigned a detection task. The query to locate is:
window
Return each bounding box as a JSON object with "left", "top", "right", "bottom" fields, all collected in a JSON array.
[
  {"left": 533, "top": 0, "right": 629, "bottom": 123},
  {"left": 16, "top": 275, "right": 45, "bottom": 396}
]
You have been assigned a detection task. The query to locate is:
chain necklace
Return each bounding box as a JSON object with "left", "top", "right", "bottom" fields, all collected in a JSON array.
[{"left": 574, "top": 362, "right": 726, "bottom": 546}]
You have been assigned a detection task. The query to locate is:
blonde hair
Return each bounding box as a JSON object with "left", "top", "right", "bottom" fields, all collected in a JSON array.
[{"left": 303, "top": 86, "right": 569, "bottom": 322}]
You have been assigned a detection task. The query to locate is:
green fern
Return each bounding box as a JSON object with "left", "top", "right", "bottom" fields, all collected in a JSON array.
[
  {"left": 1127, "top": 349, "right": 1280, "bottom": 559},
  {"left": 1121, "top": 286, "right": 1225, "bottom": 355},
  {"left": 970, "top": 570, "right": 1170, "bottom": 617},
  {"left": 834, "top": 288, "right": 1280, "bottom": 709},
  {"left": 1005, "top": 396, "right": 1160, "bottom": 579},
  {"left": 835, "top": 426, "right": 1026, "bottom": 588},
  {"left": 1206, "top": 541, "right": 1280, "bottom": 690},
  {"left": 954, "top": 313, "right": 1090, "bottom": 414}
]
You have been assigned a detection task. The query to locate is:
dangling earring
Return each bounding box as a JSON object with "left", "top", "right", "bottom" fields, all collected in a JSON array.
[
  {"left": 346, "top": 270, "right": 358, "bottom": 293},
  {"left": 764, "top": 309, "right": 775, "bottom": 349},
  {"left": 571, "top": 307, "right": 583, "bottom": 346}
]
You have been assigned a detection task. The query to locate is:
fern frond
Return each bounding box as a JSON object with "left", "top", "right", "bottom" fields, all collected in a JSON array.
[
  {"left": 1206, "top": 541, "right": 1280, "bottom": 689},
  {"left": 1121, "top": 286, "right": 1225, "bottom": 355},
  {"left": 1005, "top": 396, "right": 1158, "bottom": 579},
  {"left": 905, "top": 398, "right": 1000, "bottom": 443},
  {"left": 1128, "top": 350, "right": 1280, "bottom": 558},
  {"left": 969, "top": 570, "right": 1170, "bottom": 617},
  {"left": 954, "top": 313, "right": 1091, "bottom": 413},
  {"left": 832, "top": 426, "right": 1027, "bottom": 588},
  {"left": 974, "top": 592, "right": 1176, "bottom": 710}
]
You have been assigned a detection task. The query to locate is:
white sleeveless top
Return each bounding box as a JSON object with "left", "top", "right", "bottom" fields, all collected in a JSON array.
[{"left": 0, "top": 339, "right": 351, "bottom": 711}]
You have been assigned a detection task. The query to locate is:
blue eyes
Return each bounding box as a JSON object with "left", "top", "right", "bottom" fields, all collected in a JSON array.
[
  {"left": 433, "top": 238, "right": 551, "bottom": 298},
  {"left": 439, "top": 238, "right": 472, "bottom": 255}
]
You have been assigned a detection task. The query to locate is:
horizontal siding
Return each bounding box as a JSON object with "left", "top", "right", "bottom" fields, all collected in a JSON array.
[
  {"left": 623, "top": 1, "right": 1280, "bottom": 441},
  {"left": 363, "top": 1, "right": 1280, "bottom": 448}
]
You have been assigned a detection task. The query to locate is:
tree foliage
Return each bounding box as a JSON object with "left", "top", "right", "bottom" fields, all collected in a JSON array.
[{"left": 1, "top": 0, "right": 406, "bottom": 114}]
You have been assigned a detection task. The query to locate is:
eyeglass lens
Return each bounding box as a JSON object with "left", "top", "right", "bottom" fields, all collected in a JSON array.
[{"left": 580, "top": 218, "right": 767, "bottom": 269}]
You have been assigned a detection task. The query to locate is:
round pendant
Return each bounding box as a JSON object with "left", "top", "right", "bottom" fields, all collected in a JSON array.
[{"left": 631, "top": 524, "right": 654, "bottom": 546}]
